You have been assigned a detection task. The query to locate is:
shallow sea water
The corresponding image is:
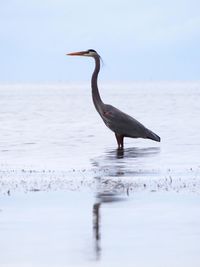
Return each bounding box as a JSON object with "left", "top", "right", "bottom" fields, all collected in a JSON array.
[{"left": 0, "top": 82, "right": 200, "bottom": 266}]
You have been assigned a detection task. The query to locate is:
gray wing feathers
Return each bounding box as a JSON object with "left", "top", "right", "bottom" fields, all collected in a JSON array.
[{"left": 102, "top": 104, "right": 160, "bottom": 141}]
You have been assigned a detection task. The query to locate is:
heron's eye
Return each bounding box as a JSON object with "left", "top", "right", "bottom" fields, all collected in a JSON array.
[{"left": 88, "top": 49, "right": 97, "bottom": 53}]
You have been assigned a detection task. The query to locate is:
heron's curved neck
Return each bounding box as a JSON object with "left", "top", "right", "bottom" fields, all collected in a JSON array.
[{"left": 91, "top": 56, "right": 104, "bottom": 112}]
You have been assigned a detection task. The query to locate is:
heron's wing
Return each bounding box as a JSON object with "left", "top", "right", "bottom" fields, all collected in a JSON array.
[{"left": 102, "top": 104, "right": 148, "bottom": 138}]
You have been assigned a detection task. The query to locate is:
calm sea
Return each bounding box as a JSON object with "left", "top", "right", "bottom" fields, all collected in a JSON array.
[
  {"left": 1, "top": 81, "right": 200, "bottom": 267},
  {"left": 0, "top": 81, "right": 199, "bottom": 173}
]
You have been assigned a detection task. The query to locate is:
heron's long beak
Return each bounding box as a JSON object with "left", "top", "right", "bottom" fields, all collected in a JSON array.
[{"left": 67, "top": 51, "right": 86, "bottom": 56}]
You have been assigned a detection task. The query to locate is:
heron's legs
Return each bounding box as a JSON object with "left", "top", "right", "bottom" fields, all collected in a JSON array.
[{"left": 115, "top": 133, "right": 124, "bottom": 149}]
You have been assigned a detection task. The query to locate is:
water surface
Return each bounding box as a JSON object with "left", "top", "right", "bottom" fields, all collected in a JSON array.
[
  {"left": 0, "top": 82, "right": 199, "bottom": 190},
  {"left": 1, "top": 191, "right": 200, "bottom": 267},
  {"left": 0, "top": 82, "right": 200, "bottom": 267}
]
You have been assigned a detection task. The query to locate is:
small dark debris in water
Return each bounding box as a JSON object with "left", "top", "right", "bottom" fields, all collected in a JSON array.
[
  {"left": 30, "top": 188, "right": 40, "bottom": 192},
  {"left": 117, "top": 171, "right": 124, "bottom": 175}
]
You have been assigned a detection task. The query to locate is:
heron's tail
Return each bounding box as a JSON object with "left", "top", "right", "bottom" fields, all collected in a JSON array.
[{"left": 146, "top": 129, "right": 161, "bottom": 142}]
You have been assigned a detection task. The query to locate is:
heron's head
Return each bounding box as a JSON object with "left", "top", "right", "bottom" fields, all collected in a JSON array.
[{"left": 67, "top": 49, "right": 99, "bottom": 58}]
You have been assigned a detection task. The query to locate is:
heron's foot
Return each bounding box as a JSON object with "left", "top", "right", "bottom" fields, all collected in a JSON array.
[{"left": 116, "top": 147, "right": 124, "bottom": 158}]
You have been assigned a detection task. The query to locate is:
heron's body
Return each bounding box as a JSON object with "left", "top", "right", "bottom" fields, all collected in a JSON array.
[{"left": 67, "top": 49, "right": 160, "bottom": 149}]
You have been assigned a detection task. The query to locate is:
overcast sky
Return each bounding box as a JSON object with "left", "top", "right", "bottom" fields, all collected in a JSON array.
[{"left": 1, "top": 0, "right": 200, "bottom": 82}]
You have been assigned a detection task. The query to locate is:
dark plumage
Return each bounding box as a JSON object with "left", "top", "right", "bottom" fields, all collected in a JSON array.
[{"left": 67, "top": 49, "right": 160, "bottom": 149}]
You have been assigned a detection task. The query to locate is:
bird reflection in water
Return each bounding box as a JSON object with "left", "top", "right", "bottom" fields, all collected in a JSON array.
[
  {"left": 92, "top": 146, "right": 160, "bottom": 177},
  {"left": 93, "top": 202, "right": 101, "bottom": 260},
  {"left": 92, "top": 192, "right": 124, "bottom": 261},
  {"left": 116, "top": 148, "right": 124, "bottom": 158},
  {"left": 111, "top": 146, "right": 160, "bottom": 159}
]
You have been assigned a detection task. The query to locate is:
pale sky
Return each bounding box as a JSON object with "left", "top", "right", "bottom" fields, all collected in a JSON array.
[{"left": 1, "top": 0, "right": 200, "bottom": 82}]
